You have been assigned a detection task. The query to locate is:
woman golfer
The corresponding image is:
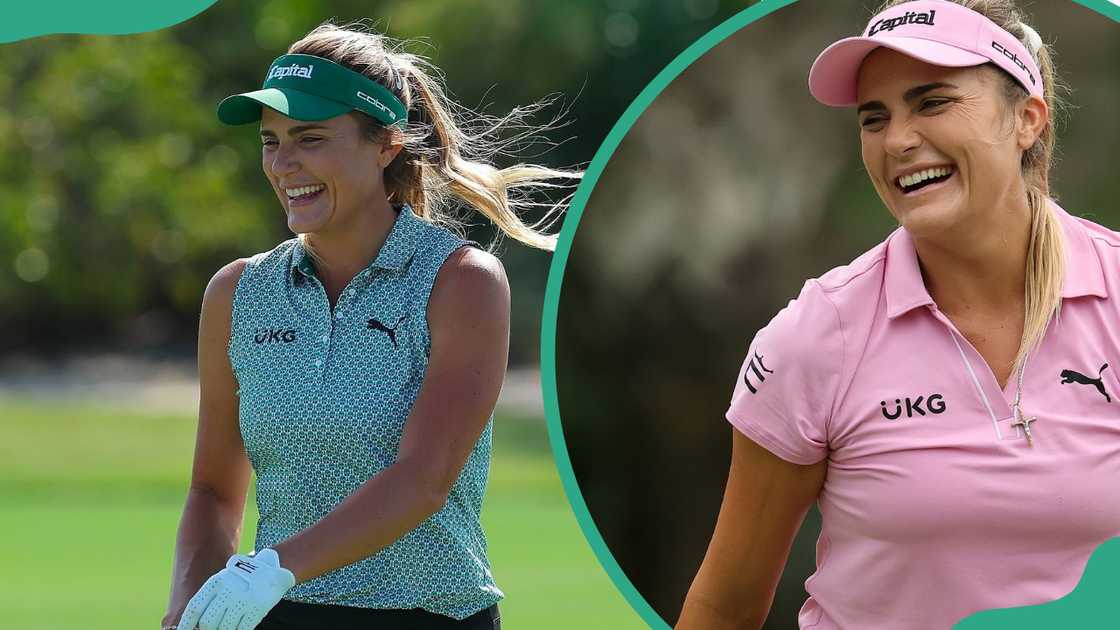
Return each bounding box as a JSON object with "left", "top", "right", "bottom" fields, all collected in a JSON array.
[
  {"left": 679, "top": 1, "right": 1120, "bottom": 628},
  {"left": 161, "top": 23, "right": 575, "bottom": 630}
]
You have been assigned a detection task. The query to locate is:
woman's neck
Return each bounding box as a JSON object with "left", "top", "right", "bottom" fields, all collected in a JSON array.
[
  {"left": 911, "top": 200, "right": 1032, "bottom": 319},
  {"left": 304, "top": 198, "right": 399, "bottom": 297}
]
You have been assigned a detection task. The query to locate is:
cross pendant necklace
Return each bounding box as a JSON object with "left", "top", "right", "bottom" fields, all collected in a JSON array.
[
  {"left": 1008, "top": 360, "right": 1038, "bottom": 447},
  {"left": 1011, "top": 407, "right": 1037, "bottom": 446}
]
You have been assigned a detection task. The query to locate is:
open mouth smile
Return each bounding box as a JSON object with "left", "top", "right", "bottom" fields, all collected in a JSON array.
[
  {"left": 895, "top": 166, "right": 954, "bottom": 196},
  {"left": 285, "top": 184, "right": 326, "bottom": 205}
]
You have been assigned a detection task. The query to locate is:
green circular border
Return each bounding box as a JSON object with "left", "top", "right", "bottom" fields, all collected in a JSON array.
[
  {"left": 539, "top": 1, "right": 1120, "bottom": 628},
  {"left": 1, "top": 0, "right": 218, "bottom": 43}
]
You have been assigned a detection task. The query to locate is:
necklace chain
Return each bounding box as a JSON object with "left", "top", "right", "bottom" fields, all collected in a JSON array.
[
  {"left": 1012, "top": 357, "right": 1026, "bottom": 410},
  {"left": 1010, "top": 355, "right": 1037, "bottom": 447}
]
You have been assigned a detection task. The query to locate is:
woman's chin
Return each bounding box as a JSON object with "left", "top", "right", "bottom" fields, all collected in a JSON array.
[
  {"left": 287, "top": 209, "right": 332, "bottom": 235},
  {"left": 891, "top": 201, "right": 964, "bottom": 239}
]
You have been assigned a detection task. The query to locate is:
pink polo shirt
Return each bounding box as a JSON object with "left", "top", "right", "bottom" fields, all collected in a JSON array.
[{"left": 727, "top": 202, "right": 1120, "bottom": 629}]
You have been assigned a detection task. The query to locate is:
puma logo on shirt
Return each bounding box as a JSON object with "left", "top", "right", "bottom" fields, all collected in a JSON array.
[
  {"left": 1060, "top": 363, "right": 1111, "bottom": 403},
  {"left": 367, "top": 315, "right": 408, "bottom": 349}
]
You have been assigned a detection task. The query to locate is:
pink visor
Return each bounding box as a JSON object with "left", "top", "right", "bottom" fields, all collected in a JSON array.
[{"left": 808, "top": 0, "right": 1042, "bottom": 107}]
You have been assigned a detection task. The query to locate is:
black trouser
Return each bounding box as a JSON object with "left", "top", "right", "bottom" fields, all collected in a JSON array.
[{"left": 257, "top": 600, "right": 500, "bottom": 630}]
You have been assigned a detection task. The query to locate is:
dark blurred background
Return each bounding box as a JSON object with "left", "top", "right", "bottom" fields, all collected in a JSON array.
[
  {"left": 556, "top": 0, "right": 1120, "bottom": 627},
  {"left": 0, "top": 0, "right": 754, "bottom": 368}
]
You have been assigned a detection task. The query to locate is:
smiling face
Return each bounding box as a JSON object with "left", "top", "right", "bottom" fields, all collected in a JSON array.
[
  {"left": 260, "top": 108, "right": 395, "bottom": 236},
  {"left": 856, "top": 48, "right": 1033, "bottom": 239}
]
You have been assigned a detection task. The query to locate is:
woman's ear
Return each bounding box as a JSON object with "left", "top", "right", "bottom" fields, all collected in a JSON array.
[
  {"left": 1017, "top": 95, "right": 1048, "bottom": 151},
  {"left": 379, "top": 142, "right": 404, "bottom": 169}
]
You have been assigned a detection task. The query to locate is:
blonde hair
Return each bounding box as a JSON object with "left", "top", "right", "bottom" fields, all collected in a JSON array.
[
  {"left": 287, "top": 21, "right": 580, "bottom": 252},
  {"left": 875, "top": 0, "right": 1068, "bottom": 375}
]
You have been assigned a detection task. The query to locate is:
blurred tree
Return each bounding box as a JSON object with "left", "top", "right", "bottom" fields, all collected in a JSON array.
[{"left": 0, "top": 0, "right": 750, "bottom": 364}]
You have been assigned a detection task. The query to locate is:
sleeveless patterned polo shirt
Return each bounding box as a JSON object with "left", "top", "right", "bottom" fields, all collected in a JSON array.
[{"left": 227, "top": 206, "right": 502, "bottom": 619}]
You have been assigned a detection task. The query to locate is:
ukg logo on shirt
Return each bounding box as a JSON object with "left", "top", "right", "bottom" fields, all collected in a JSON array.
[
  {"left": 880, "top": 394, "right": 947, "bottom": 420},
  {"left": 867, "top": 9, "right": 936, "bottom": 36},
  {"left": 254, "top": 328, "right": 297, "bottom": 344},
  {"left": 267, "top": 63, "right": 314, "bottom": 81}
]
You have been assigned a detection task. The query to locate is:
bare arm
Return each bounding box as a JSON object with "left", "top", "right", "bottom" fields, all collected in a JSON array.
[
  {"left": 162, "top": 259, "right": 253, "bottom": 627},
  {"left": 273, "top": 247, "right": 510, "bottom": 582},
  {"left": 676, "top": 429, "right": 826, "bottom": 630}
]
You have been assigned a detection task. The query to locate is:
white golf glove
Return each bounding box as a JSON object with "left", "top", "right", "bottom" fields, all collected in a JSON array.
[{"left": 177, "top": 548, "right": 296, "bottom": 630}]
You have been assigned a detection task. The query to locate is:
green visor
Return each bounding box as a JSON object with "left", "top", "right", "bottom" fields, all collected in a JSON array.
[{"left": 217, "top": 53, "right": 407, "bottom": 127}]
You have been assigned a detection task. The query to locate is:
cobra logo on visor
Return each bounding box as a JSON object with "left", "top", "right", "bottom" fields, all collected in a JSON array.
[
  {"left": 357, "top": 91, "right": 397, "bottom": 120},
  {"left": 991, "top": 41, "right": 1036, "bottom": 85}
]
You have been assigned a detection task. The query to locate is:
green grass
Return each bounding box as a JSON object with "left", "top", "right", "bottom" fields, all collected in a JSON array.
[{"left": 0, "top": 396, "right": 643, "bottom": 629}]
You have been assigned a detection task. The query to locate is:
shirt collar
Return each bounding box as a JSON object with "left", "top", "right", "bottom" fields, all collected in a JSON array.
[
  {"left": 1054, "top": 201, "right": 1109, "bottom": 300},
  {"left": 884, "top": 200, "right": 1108, "bottom": 319},
  {"left": 883, "top": 226, "right": 934, "bottom": 319},
  {"left": 291, "top": 239, "right": 315, "bottom": 279},
  {"left": 291, "top": 205, "right": 423, "bottom": 280}
]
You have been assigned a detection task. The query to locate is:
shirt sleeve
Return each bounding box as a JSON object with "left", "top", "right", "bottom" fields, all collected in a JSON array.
[{"left": 726, "top": 279, "right": 844, "bottom": 465}]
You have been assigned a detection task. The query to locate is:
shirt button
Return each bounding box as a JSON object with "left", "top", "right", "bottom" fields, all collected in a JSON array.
[
  {"left": 314, "top": 359, "right": 322, "bottom": 367},
  {"left": 335, "top": 311, "right": 343, "bottom": 319},
  {"left": 321, "top": 334, "right": 329, "bottom": 343}
]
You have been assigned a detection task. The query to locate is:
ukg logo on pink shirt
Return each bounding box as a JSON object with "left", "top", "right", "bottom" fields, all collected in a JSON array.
[{"left": 880, "top": 394, "right": 946, "bottom": 420}]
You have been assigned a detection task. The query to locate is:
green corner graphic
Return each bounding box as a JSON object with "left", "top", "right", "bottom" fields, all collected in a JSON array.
[
  {"left": 955, "top": 537, "right": 1120, "bottom": 629},
  {"left": 538, "top": 0, "right": 1120, "bottom": 628},
  {"left": 2, "top": 1, "right": 218, "bottom": 43}
]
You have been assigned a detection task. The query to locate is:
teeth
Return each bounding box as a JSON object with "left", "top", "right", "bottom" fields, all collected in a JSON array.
[
  {"left": 285, "top": 184, "right": 325, "bottom": 198},
  {"left": 898, "top": 167, "right": 951, "bottom": 189}
]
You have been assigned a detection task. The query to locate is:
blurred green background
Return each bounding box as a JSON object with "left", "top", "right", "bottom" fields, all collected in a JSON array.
[
  {"left": 0, "top": 398, "right": 643, "bottom": 628},
  {"left": 0, "top": 0, "right": 763, "bottom": 628},
  {"left": 0, "top": 0, "right": 755, "bottom": 364},
  {"left": 556, "top": 0, "right": 1119, "bottom": 628}
]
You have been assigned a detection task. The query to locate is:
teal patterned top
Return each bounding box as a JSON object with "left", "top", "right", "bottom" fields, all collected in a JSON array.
[{"left": 227, "top": 206, "right": 501, "bottom": 619}]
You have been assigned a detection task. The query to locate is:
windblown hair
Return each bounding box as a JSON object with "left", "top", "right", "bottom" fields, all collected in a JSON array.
[
  {"left": 288, "top": 21, "right": 580, "bottom": 252},
  {"left": 876, "top": 0, "right": 1069, "bottom": 375}
]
